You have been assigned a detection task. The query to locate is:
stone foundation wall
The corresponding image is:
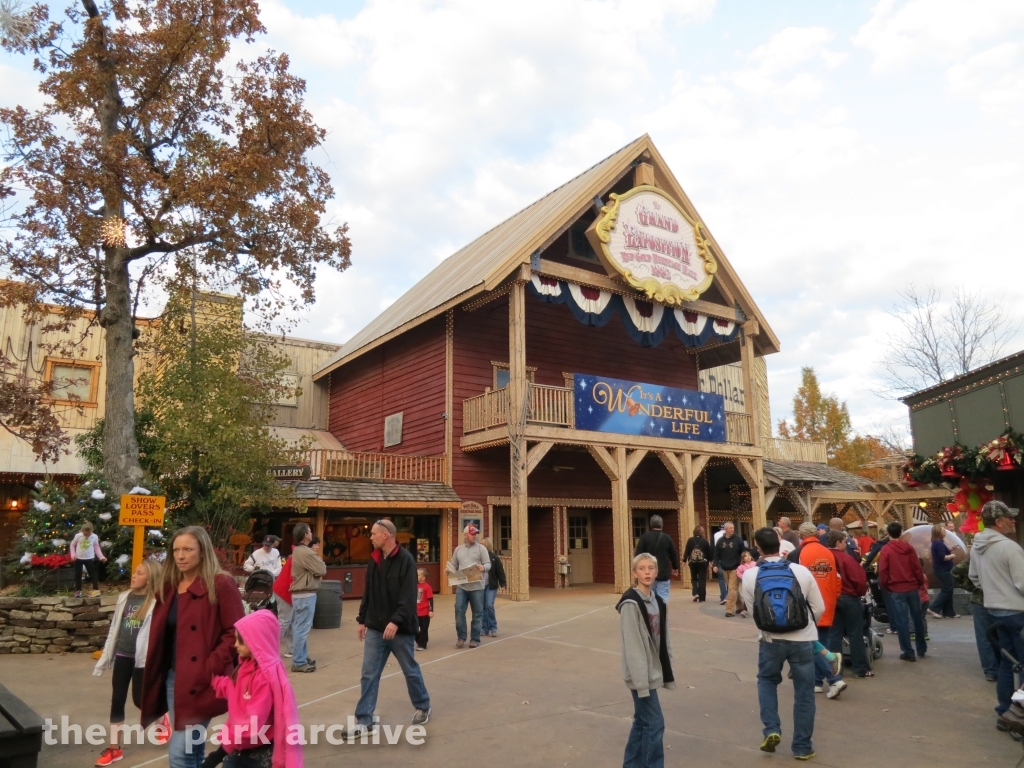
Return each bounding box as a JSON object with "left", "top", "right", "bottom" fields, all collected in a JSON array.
[{"left": 0, "top": 594, "right": 116, "bottom": 654}]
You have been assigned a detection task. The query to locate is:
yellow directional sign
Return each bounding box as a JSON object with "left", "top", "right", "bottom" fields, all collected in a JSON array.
[
  {"left": 120, "top": 494, "right": 167, "bottom": 570},
  {"left": 119, "top": 495, "right": 166, "bottom": 527}
]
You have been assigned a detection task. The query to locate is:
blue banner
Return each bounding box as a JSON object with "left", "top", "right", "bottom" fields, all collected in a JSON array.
[{"left": 573, "top": 374, "right": 726, "bottom": 442}]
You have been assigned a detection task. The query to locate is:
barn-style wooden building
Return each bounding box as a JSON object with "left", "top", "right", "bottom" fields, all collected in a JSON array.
[{"left": 301, "top": 135, "right": 783, "bottom": 600}]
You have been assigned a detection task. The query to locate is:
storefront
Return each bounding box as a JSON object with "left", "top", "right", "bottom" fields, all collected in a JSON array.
[{"left": 308, "top": 135, "right": 818, "bottom": 599}]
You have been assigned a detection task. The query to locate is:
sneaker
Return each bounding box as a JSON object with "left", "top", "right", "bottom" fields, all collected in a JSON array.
[
  {"left": 987, "top": 674, "right": 998, "bottom": 682},
  {"left": 725, "top": 613, "right": 735, "bottom": 617},
  {"left": 760, "top": 733, "right": 781, "bottom": 753},
  {"left": 927, "top": 610, "right": 942, "bottom": 619},
  {"left": 827, "top": 652, "right": 842, "bottom": 677},
  {"left": 412, "top": 708, "right": 431, "bottom": 725},
  {"left": 88, "top": 589, "right": 101, "bottom": 597},
  {"left": 719, "top": 600, "right": 727, "bottom": 605},
  {"left": 95, "top": 747, "right": 123, "bottom": 766},
  {"left": 417, "top": 646, "right": 427, "bottom": 651},
  {"left": 455, "top": 639, "right": 465, "bottom": 648},
  {"left": 291, "top": 663, "right": 317, "bottom": 673},
  {"left": 899, "top": 653, "right": 916, "bottom": 662},
  {"left": 469, "top": 640, "right": 480, "bottom": 648},
  {"left": 153, "top": 714, "right": 171, "bottom": 745},
  {"left": 814, "top": 685, "right": 824, "bottom": 693},
  {"left": 341, "top": 723, "right": 378, "bottom": 739},
  {"left": 951, "top": 614, "right": 961, "bottom": 619},
  {"left": 826, "top": 680, "right": 847, "bottom": 699},
  {"left": 283, "top": 651, "right": 293, "bottom": 658},
  {"left": 794, "top": 752, "right": 816, "bottom": 761},
  {"left": 490, "top": 631, "right": 498, "bottom": 637}
]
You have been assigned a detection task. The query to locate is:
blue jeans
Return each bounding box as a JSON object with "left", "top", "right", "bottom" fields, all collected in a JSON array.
[
  {"left": 654, "top": 579, "right": 670, "bottom": 603},
  {"left": 889, "top": 589, "right": 927, "bottom": 658},
  {"left": 482, "top": 587, "right": 498, "bottom": 634},
  {"left": 813, "top": 626, "right": 842, "bottom": 687},
  {"left": 971, "top": 603, "right": 999, "bottom": 679},
  {"left": 166, "top": 670, "right": 209, "bottom": 768},
  {"left": 757, "top": 639, "right": 815, "bottom": 756},
  {"left": 623, "top": 689, "right": 664, "bottom": 768},
  {"left": 355, "top": 629, "right": 431, "bottom": 725},
  {"left": 291, "top": 593, "right": 317, "bottom": 666},
  {"left": 990, "top": 610, "right": 1024, "bottom": 715},
  {"left": 455, "top": 587, "right": 485, "bottom": 643},
  {"left": 930, "top": 569, "right": 956, "bottom": 617},
  {"left": 718, "top": 569, "right": 727, "bottom": 601}
]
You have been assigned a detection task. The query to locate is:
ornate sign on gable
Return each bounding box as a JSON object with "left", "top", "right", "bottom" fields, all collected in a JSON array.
[{"left": 585, "top": 185, "right": 717, "bottom": 306}]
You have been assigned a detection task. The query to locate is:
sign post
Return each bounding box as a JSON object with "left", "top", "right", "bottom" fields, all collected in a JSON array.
[{"left": 119, "top": 495, "right": 166, "bottom": 572}]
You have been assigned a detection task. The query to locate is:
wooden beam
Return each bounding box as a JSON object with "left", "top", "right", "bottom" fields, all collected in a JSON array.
[
  {"left": 635, "top": 162, "right": 657, "bottom": 187},
  {"left": 692, "top": 454, "right": 711, "bottom": 478},
  {"left": 526, "top": 441, "right": 554, "bottom": 475},
  {"left": 739, "top": 328, "right": 762, "bottom": 449},
  {"left": 678, "top": 453, "right": 693, "bottom": 588},
  {"left": 731, "top": 456, "right": 757, "bottom": 487},
  {"left": 301, "top": 499, "right": 463, "bottom": 509},
  {"left": 764, "top": 486, "right": 778, "bottom": 509},
  {"left": 536, "top": 259, "right": 738, "bottom": 322},
  {"left": 487, "top": 496, "right": 681, "bottom": 509},
  {"left": 587, "top": 444, "right": 620, "bottom": 481},
  {"left": 624, "top": 448, "right": 649, "bottom": 479},
  {"left": 611, "top": 446, "right": 632, "bottom": 592},
  {"left": 508, "top": 280, "right": 530, "bottom": 601},
  {"left": 657, "top": 451, "right": 686, "bottom": 485}
]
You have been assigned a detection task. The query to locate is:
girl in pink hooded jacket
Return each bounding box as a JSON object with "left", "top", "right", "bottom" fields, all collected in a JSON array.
[{"left": 212, "top": 609, "right": 303, "bottom": 768}]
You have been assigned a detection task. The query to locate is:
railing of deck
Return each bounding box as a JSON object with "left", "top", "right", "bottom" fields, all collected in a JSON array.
[{"left": 302, "top": 449, "right": 446, "bottom": 483}]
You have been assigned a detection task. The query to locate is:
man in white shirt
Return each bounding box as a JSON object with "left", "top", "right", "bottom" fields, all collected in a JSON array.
[
  {"left": 447, "top": 525, "right": 490, "bottom": 648},
  {"left": 741, "top": 527, "right": 825, "bottom": 762},
  {"left": 244, "top": 535, "right": 282, "bottom": 578}
]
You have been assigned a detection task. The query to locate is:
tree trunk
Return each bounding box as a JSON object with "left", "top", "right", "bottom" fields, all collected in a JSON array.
[{"left": 102, "top": 254, "right": 143, "bottom": 494}]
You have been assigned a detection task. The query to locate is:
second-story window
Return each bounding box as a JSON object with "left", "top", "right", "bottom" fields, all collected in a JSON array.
[
  {"left": 44, "top": 358, "right": 100, "bottom": 406},
  {"left": 491, "top": 362, "right": 536, "bottom": 390}
]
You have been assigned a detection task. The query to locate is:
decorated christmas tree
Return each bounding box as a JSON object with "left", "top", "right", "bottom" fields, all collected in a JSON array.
[{"left": 6, "top": 474, "right": 172, "bottom": 582}]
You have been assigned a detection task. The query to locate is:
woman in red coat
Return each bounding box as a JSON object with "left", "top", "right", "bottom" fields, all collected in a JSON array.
[{"left": 142, "top": 525, "right": 245, "bottom": 768}]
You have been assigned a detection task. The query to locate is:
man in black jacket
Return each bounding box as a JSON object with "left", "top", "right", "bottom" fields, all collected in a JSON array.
[
  {"left": 346, "top": 519, "right": 432, "bottom": 737},
  {"left": 713, "top": 522, "right": 747, "bottom": 617},
  {"left": 635, "top": 515, "right": 680, "bottom": 603}
]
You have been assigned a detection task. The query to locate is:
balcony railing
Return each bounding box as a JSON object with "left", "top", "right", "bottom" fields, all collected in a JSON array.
[
  {"left": 302, "top": 449, "right": 446, "bottom": 484},
  {"left": 765, "top": 437, "right": 828, "bottom": 464},
  {"left": 463, "top": 383, "right": 575, "bottom": 434},
  {"left": 725, "top": 412, "right": 754, "bottom": 445}
]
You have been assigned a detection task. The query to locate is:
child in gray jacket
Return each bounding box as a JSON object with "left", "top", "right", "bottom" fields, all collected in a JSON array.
[{"left": 616, "top": 552, "right": 675, "bottom": 768}]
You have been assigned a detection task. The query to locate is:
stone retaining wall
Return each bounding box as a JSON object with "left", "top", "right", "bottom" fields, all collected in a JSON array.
[{"left": 0, "top": 594, "right": 116, "bottom": 654}]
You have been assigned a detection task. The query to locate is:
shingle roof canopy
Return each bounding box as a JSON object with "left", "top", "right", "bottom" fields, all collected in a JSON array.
[
  {"left": 314, "top": 134, "right": 779, "bottom": 380},
  {"left": 286, "top": 479, "right": 461, "bottom": 506},
  {"left": 763, "top": 460, "right": 874, "bottom": 492}
]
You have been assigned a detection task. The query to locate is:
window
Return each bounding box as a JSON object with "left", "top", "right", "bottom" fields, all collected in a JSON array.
[
  {"left": 568, "top": 516, "right": 589, "bottom": 550},
  {"left": 491, "top": 362, "right": 536, "bottom": 390},
  {"left": 44, "top": 359, "right": 99, "bottom": 406},
  {"left": 276, "top": 373, "right": 300, "bottom": 407},
  {"left": 632, "top": 515, "right": 648, "bottom": 549},
  {"left": 499, "top": 515, "right": 512, "bottom": 552}
]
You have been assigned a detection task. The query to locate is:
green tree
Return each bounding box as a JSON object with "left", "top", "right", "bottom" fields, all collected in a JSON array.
[{"left": 1, "top": 0, "right": 351, "bottom": 494}]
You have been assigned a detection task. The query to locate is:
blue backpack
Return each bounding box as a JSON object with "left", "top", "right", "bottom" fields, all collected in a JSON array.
[{"left": 752, "top": 560, "right": 810, "bottom": 633}]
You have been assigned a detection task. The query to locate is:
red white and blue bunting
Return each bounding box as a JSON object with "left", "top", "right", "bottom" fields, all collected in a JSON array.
[{"left": 528, "top": 274, "right": 740, "bottom": 348}]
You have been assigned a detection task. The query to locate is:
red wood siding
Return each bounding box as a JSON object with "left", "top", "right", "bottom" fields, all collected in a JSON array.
[
  {"left": 528, "top": 508, "right": 555, "bottom": 588},
  {"left": 591, "top": 509, "right": 614, "bottom": 584},
  {"left": 328, "top": 317, "right": 447, "bottom": 455}
]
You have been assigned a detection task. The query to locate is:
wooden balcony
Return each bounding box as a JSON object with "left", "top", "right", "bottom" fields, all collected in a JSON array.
[
  {"left": 302, "top": 449, "right": 446, "bottom": 484},
  {"left": 463, "top": 383, "right": 574, "bottom": 434},
  {"left": 725, "top": 412, "right": 754, "bottom": 445},
  {"left": 765, "top": 437, "right": 828, "bottom": 464}
]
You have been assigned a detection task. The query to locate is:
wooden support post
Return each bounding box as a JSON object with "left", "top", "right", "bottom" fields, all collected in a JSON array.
[
  {"left": 612, "top": 446, "right": 632, "bottom": 593},
  {"left": 508, "top": 280, "right": 530, "bottom": 601},
  {"left": 739, "top": 323, "right": 762, "bottom": 449},
  {"left": 315, "top": 508, "right": 325, "bottom": 551},
  {"left": 441, "top": 508, "right": 454, "bottom": 594}
]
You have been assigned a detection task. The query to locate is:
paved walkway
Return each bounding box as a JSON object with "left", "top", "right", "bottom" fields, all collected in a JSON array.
[{"left": 1, "top": 585, "right": 1021, "bottom": 767}]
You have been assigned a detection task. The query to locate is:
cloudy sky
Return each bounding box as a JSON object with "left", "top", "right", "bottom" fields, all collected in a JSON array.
[{"left": 3, "top": 0, "right": 1021, "bottom": 438}]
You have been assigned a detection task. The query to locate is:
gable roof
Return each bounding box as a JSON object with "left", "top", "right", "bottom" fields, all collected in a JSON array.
[{"left": 315, "top": 134, "right": 779, "bottom": 380}]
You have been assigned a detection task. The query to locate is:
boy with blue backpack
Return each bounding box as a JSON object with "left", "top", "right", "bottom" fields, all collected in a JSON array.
[{"left": 740, "top": 527, "right": 826, "bottom": 761}]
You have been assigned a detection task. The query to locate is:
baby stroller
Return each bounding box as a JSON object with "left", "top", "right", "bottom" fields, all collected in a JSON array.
[
  {"left": 866, "top": 572, "right": 889, "bottom": 625},
  {"left": 242, "top": 569, "right": 278, "bottom": 615},
  {"left": 842, "top": 598, "right": 884, "bottom": 671}
]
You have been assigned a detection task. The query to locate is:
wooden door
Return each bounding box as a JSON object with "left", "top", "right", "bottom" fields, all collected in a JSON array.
[{"left": 567, "top": 513, "right": 593, "bottom": 584}]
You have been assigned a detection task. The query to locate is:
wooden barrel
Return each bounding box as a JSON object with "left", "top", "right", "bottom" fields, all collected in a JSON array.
[{"left": 313, "top": 580, "right": 342, "bottom": 629}]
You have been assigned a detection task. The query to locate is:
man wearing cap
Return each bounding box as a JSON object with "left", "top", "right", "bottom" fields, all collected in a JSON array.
[
  {"left": 244, "top": 534, "right": 282, "bottom": 578},
  {"left": 969, "top": 501, "right": 1024, "bottom": 729},
  {"left": 346, "top": 518, "right": 432, "bottom": 737},
  {"left": 447, "top": 525, "right": 490, "bottom": 648}
]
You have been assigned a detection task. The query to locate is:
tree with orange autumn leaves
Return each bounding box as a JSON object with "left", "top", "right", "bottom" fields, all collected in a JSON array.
[
  {"left": 0, "top": 0, "right": 351, "bottom": 492},
  {"left": 778, "top": 367, "right": 891, "bottom": 480}
]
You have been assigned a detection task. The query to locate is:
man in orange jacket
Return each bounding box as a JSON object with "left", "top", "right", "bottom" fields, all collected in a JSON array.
[{"left": 790, "top": 522, "right": 846, "bottom": 699}]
